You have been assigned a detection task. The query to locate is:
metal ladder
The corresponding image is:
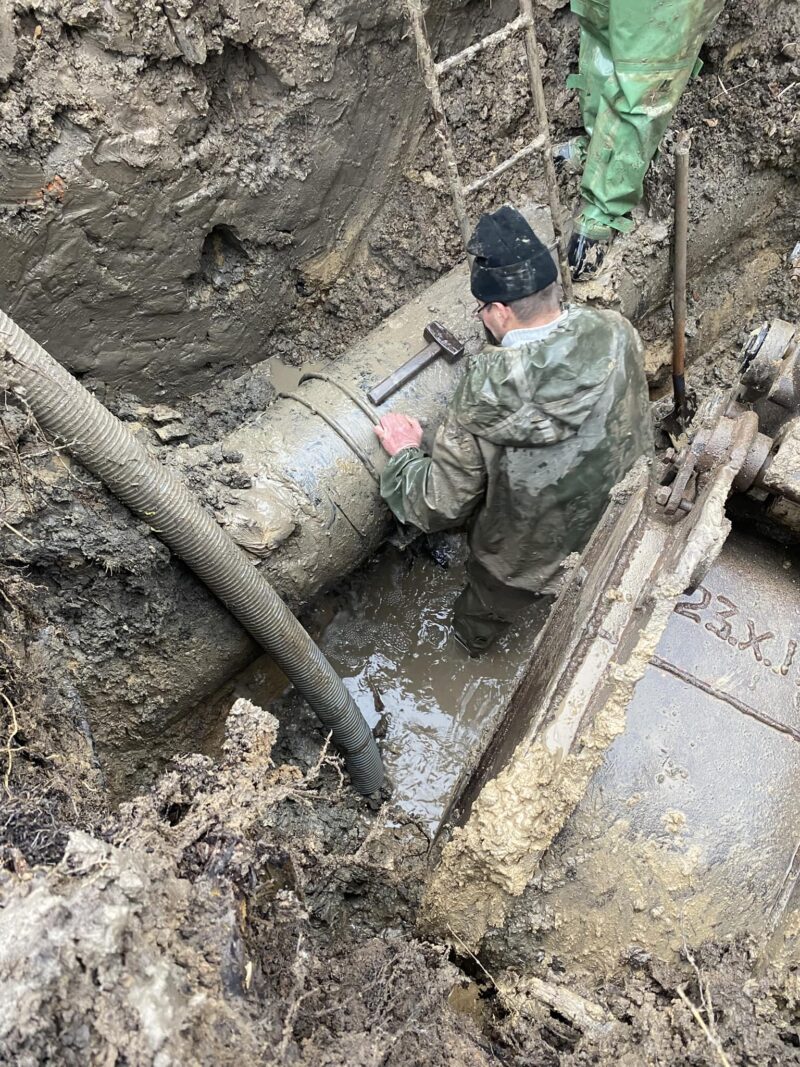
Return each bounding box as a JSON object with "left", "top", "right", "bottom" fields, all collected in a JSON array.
[{"left": 406, "top": 0, "right": 573, "bottom": 300}]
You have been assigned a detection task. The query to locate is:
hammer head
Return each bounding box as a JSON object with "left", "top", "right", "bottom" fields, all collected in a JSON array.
[{"left": 423, "top": 321, "right": 464, "bottom": 363}]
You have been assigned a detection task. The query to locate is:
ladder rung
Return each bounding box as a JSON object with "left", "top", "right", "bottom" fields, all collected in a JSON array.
[
  {"left": 435, "top": 14, "right": 531, "bottom": 77},
  {"left": 463, "top": 133, "right": 547, "bottom": 195}
]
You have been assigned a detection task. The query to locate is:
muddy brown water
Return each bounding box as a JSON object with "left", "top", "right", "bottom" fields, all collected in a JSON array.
[
  {"left": 265, "top": 358, "right": 316, "bottom": 394},
  {"left": 317, "top": 547, "right": 550, "bottom": 830},
  {"left": 218, "top": 532, "right": 549, "bottom": 832}
]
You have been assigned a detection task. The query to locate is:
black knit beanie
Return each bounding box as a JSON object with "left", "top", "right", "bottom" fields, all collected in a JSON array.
[{"left": 468, "top": 205, "right": 557, "bottom": 302}]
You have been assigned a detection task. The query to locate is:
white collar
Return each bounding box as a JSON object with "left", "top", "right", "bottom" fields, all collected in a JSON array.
[{"left": 500, "top": 310, "right": 568, "bottom": 348}]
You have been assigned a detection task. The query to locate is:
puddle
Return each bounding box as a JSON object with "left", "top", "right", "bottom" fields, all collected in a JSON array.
[
  {"left": 210, "top": 537, "right": 548, "bottom": 831},
  {"left": 306, "top": 539, "right": 548, "bottom": 832},
  {"left": 266, "top": 357, "right": 323, "bottom": 394}
]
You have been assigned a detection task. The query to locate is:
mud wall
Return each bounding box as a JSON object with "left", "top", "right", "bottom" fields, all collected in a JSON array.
[
  {"left": 0, "top": 0, "right": 431, "bottom": 397},
  {"left": 1, "top": 0, "right": 796, "bottom": 402}
]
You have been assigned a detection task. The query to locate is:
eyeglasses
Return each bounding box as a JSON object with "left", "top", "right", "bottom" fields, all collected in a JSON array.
[{"left": 472, "top": 301, "right": 492, "bottom": 318}]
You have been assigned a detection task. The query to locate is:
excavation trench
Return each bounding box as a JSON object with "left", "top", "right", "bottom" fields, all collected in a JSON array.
[
  {"left": 204, "top": 205, "right": 800, "bottom": 976},
  {"left": 199, "top": 182, "right": 799, "bottom": 833},
  {"left": 4, "top": 185, "right": 795, "bottom": 810},
  {"left": 2, "top": 0, "right": 799, "bottom": 1060}
]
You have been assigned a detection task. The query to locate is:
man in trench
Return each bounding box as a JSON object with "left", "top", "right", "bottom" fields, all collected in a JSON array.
[{"left": 374, "top": 206, "right": 653, "bottom": 656}]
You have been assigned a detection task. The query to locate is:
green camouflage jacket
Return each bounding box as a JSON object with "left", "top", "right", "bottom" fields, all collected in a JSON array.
[{"left": 380, "top": 305, "right": 652, "bottom": 593}]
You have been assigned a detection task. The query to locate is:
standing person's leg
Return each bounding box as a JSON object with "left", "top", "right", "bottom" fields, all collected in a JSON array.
[
  {"left": 569, "top": 0, "right": 613, "bottom": 142},
  {"left": 452, "top": 557, "right": 541, "bottom": 656},
  {"left": 558, "top": 0, "right": 611, "bottom": 173},
  {"left": 575, "top": 0, "right": 725, "bottom": 249}
]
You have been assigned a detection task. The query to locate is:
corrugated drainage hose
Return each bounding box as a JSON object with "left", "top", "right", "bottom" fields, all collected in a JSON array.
[{"left": 0, "top": 308, "right": 384, "bottom": 795}]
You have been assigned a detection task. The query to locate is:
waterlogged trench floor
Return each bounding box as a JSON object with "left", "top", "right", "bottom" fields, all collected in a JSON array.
[{"left": 222, "top": 539, "right": 548, "bottom": 832}]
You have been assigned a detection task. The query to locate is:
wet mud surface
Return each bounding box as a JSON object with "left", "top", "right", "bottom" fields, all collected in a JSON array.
[
  {"left": 1, "top": 0, "right": 800, "bottom": 1062},
  {"left": 480, "top": 529, "right": 800, "bottom": 978},
  {"left": 4, "top": 579, "right": 800, "bottom": 1066},
  {"left": 221, "top": 538, "right": 550, "bottom": 832}
]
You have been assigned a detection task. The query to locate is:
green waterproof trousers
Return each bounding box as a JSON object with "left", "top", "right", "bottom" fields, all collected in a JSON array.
[
  {"left": 452, "top": 557, "right": 548, "bottom": 656},
  {"left": 569, "top": 0, "right": 725, "bottom": 239}
]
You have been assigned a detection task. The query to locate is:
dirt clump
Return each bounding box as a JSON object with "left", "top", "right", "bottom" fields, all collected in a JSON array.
[
  {"left": 0, "top": 542, "right": 104, "bottom": 871},
  {"left": 2, "top": 0, "right": 800, "bottom": 1063},
  {"left": 491, "top": 941, "right": 800, "bottom": 1065},
  {"left": 0, "top": 694, "right": 485, "bottom": 1066},
  {"left": 0, "top": 396, "right": 260, "bottom": 796}
]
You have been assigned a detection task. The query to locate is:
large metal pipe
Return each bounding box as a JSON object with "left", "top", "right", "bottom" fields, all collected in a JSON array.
[
  {"left": 0, "top": 308, "right": 384, "bottom": 795},
  {"left": 199, "top": 266, "right": 480, "bottom": 611},
  {"left": 3, "top": 263, "right": 480, "bottom": 790}
]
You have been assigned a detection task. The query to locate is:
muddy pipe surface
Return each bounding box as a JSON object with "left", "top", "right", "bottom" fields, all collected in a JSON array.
[
  {"left": 0, "top": 308, "right": 384, "bottom": 795},
  {"left": 0, "top": 233, "right": 518, "bottom": 792}
]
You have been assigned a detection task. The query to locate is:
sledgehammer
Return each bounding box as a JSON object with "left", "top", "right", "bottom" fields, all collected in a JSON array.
[{"left": 367, "top": 321, "right": 465, "bottom": 406}]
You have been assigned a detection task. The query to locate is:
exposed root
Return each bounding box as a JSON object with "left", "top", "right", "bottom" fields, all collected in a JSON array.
[
  {"left": 675, "top": 986, "right": 733, "bottom": 1067},
  {"left": 674, "top": 939, "right": 732, "bottom": 1067},
  {"left": 0, "top": 519, "right": 34, "bottom": 545},
  {"left": 302, "top": 730, "right": 345, "bottom": 791},
  {"left": 1, "top": 691, "right": 18, "bottom": 798},
  {"left": 275, "top": 931, "right": 311, "bottom": 1060}
]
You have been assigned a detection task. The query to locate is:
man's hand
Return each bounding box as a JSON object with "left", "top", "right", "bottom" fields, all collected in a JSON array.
[{"left": 374, "top": 413, "right": 424, "bottom": 456}]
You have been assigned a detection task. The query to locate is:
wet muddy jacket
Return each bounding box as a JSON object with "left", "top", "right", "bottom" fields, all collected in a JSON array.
[{"left": 380, "top": 305, "right": 652, "bottom": 593}]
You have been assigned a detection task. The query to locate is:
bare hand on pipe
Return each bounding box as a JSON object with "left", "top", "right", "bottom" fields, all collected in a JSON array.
[{"left": 374, "top": 413, "right": 424, "bottom": 456}]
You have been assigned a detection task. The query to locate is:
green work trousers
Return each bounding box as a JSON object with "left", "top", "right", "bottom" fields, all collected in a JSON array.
[
  {"left": 570, "top": 0, "right": 725, "bottom": 239},
  {"left": 452, "top": 557, "right": 545, "bottom": 656}
]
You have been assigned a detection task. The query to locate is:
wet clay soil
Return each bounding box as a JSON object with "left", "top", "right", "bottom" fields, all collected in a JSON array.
[
  {"left": 1, "top": 0, "right": 800, "bottom": 1063},
  {"left": 5, "top": 566, "right": 800, "bottom": 1067}
]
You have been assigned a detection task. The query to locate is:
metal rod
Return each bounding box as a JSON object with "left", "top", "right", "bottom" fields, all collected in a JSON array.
[
  {"left": 367, "top": 343, "right": 439, "bottom": 407},
  {"left": 406, "top": 0, "right": 473, "bottom": 254},
  {"left": 673, "top": 135, "right": 690, "bottom": 417},
  {"left": 278, "top": 391, "right": 381, "bottom": 483},
  {"left": 464, "top": 133, "right": 547, "bottom": 195},
  {"left": 518, "top": 0, "right": 573, "bottom": 301},
  {"left": 298, "top": 372, "right": 380, "bottom": 425},
  {"left": 435, "top": 13, "right": 530, "bottom": 76}
]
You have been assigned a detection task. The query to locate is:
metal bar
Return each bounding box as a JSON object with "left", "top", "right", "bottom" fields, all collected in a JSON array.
[
  {"left": 278, "top": 391, "right": 381, "bottom": 483},
  {"left": 298, "top": 372, "right": 380, "bottom": 425},
  {"left": 434, "top": 14, "right": 530, "bottom": 76},
  {"left": 367, "top": 343, "right": 439, "bottom": 407},
  {"left": 673, "top": 136, "right": 690, "bottom": 418},
  {"left": 518, "top": 0, "right": 573, "bottom": 300},
  {"left": 406, "top": 0, "right": 473, "bottom": 254},
  {"left": 464, "top": 133, "right": 547, "bottom": 195}
]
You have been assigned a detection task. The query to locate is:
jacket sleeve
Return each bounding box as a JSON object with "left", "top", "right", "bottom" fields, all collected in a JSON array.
[{"left": 379, "top": 411, "right": 487, "bottom": 533}]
